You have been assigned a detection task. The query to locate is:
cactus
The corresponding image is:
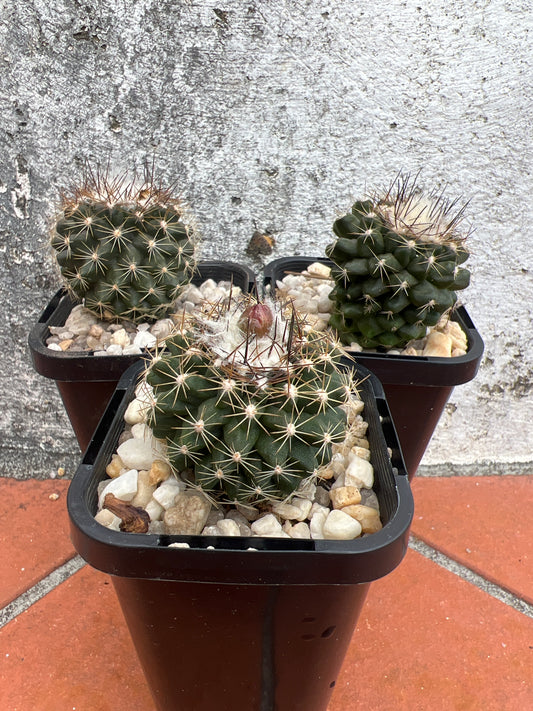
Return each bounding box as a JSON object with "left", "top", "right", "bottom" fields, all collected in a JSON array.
[
  {"left": 144, "top": 297, "right": 356, "bottom": 504},
  {"left": 325, "top": 174, "right": 471, "bottom": 349},
  {"left": 50, "top": 168, "right": 197, "bottom": 323}
]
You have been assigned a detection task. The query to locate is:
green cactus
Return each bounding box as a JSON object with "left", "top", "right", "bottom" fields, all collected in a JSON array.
[
  {"left": 145, "top": 298, "right": 356, "bottom": 504},
  {"left": 50, "top": 169, "right": 197, "bottom": 323},
  {"left": 325, "top": 174, "right": 471, "bottom": 349}
]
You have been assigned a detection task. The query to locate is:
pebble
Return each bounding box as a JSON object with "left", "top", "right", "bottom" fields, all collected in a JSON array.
[
  {"left": 314, "top": 486, "right": 331, "bottom": 507},
  {"left": 131, "top": 470, "right": 157, "bottom": 509},
  {"left": 287, "top": 521, "right": 311, "bottom": 539},
  {"left": 124, "top": 398, "right": 149, "bottom": 426},
  {"left": 148, "top": 460, "right": 171, "bottom": 486},
  {"left": 122, "top": 344, "right": 143, "bottom": 355},
  {"left": 202, "top": 525, "right": 220, "bottom": 536},
  {"left": 341, "top": 504, "right": 383, "bottom": 534},
  {"left": 164, "top": 492, "right": 211, "bottom": 535},
  {"left": 271, "top": 497, "right": 312, "bottom": 522},
  {"left": 94, "top": 509, "right": 122, "bottom": 531},
  {"left": 98, "top": 469, "right": 138, "bottom": 509},
  {"left": 106, "top": 344, "right": 123, "bottom": 356},
  {"left": 131, "top": 422, "right": 151, "bottom": 439},
  {"left": 152, "top": 477, "right": 186, "bottom": 509},
  {"left": 251, "top": 514, "right": 285, "bottom": 537},
  {"left": 106, "top": 454, "right": 125, "bottom": 479},
  {"left": 309, "top": 502, "right": 330, "bottom": 518},
  {"left": 150, "top": 318, "right": 175, "bottom": 341},
  {"left": 344, "top": 453, "right": 374, "bottom": 489},
  {"left": 111, "top": 328, "right": 130, "bottom": 348},
  {"left": 117, "top": 435, "right": 164, "bottom": 471},
  {"left": 330, "top": 485, "right": 362, "bottom": 509},
  {"left": 225, "top": 510, "right": 253, "bottom": 536},
  {"left": 134, "top": 330, "right": 157, "bottom": 349},
  {"left": 145, "top": 499, "right": 164, "bottom": 522},
  {"left": 309, "top": 510, "right": 328, "bottom": 539},
  {"left": 63, "top": 305, "right": 98, "bottom": 335},
  {"left": 360, "top": 487, "right": 380, "bottom": 513},
  {"left": 323, "top": 510, "right": 363, "bottom": 540},
  {"left": 205, "top": 508, "right": 225, "bottom": 527},
  {"left": 215, "top": 519, "right": 241, "bottom": 537}
]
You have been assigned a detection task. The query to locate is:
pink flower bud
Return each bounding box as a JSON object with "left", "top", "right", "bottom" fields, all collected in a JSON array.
[{"left": 239, "top": 303, "right": 274, "bottom": 337}]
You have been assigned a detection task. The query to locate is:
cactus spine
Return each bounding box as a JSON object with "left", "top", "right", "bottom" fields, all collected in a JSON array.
[
  {"left": 50, "top": 168, "right": 197, "bottom": 323},
  {"left": 145, "top": 297, "right": 357, "bottom": 504},
  {"left": 326, "top": 174, "right": 471, "bottom": 349}
]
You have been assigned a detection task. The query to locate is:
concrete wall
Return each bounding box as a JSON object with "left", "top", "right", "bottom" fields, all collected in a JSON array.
[{"left": 1, "top": 0, "right": 531, "bottom": 478}]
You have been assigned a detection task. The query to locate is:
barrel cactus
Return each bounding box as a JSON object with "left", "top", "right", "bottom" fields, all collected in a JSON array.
[
  {"left": 145, "top": 297, "right": 357, "bottom": 504},
  {"left": 50, "top": 169, "right": 197, "bottom": 323},
  {"left": 326, "top": 174, "right": 471, "bottom": 349}
]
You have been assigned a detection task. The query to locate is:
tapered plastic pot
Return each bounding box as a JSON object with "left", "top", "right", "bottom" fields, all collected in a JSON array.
[
  {"left": 29, "top": 261, "right": 256, "bottom": 452},
  {"left": 67, "top": 361, "right": 413, "bottom": 711},
  {"left": 264, "top": 256, "right": 485, "bottom": 479}
]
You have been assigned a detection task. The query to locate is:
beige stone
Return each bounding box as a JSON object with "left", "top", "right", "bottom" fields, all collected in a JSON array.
[
  {"left": 443, "top": 320, "right": 468, "bottom": 351},
  {"left": 105, "top": 454, "right": 125, "bottom": 479},
  {"left": 88, "top": 324, "right": 104, "bottom": 338},
  {"left": 131, "top": 470, "right": 156, "bottom": 509},
  {"left": 163, "top": 492, "right": 211, "bottom": 535},
  {"left": 422, "top": 331, "right": 452, "bottom": 357},
  {"left": 216, "top": 518, "right": 241, "bottom": 536},
  {"left": 305, "top": 261, "right": 331, "bottom": 278},
  {"left": 341, "top": 504, "right": 383, "bottom": 534},
  {"left": 316, "top": 465, "right": 334, "bottom": 480},
  {"left": 111, "top": 328, "right": 131, "bottom": 348},
  {"left": 346, "top": 415, "right": 368, "bottom": 437},
  {"left": 288, "top": 521, "right": 311, "bottom": 539},
  {"left": 149, "top": 459, "right": 172, "bottom": 486},
  {"left": 402, "top": 346, "right": 418, "bottom": 356},
  {"left": 329, "top": 485, "right": 362, "bottom": 509},
  {"left": 353, "top": 436, "right": 370, "bottom": 449},
  {"left": 352, "top": 445, "right": 371, "bottom": 461},
  {"left": 345, "top": 399, "right": 365, "bottom": 423}
]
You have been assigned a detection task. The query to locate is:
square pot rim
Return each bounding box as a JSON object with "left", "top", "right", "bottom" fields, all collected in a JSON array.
[
  {"left": 28, "top": 260, "right": 257, "bottom": 382},
  {"left": 67, "top": 361, "right": 413, "bottom": 586},
  {"left": 263, "top": 256, "right": 485, "bottom": 386}
]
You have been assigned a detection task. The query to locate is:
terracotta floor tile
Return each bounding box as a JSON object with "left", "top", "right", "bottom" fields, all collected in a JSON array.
[
  {"left": 410, "top": 476, "right": 533, "bottom": 604},
  {"left": 2, "top": 547, "right": 532, "bottom": 711},
  {"left": 0, "top": 479, "right": 75, "bottom": 608},
  {"left": 0, "top": 565, "right": 154, "bottom": 711},
  {"left": 329, "top": 548, "right": 533, "bottom": 711}
]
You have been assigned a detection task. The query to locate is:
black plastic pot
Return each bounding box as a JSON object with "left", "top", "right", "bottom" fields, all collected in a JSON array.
[
  {"left": 29, "top": 261, "right": 256, "bottom": 452},
  {"left": 263, "top": 256, "right": 485, "bottom": 479},
  {"left": 67, "top": 361, "right": 413, "bottom": 711}
]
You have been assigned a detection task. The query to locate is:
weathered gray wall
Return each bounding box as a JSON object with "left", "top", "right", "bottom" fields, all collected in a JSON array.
[{"left": 1, "top": 0, "right": 531, "bottom": 478}]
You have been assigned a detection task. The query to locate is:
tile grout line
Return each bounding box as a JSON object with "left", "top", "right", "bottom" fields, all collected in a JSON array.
[
  {"left": 0, "top": 555, "right": 86, "bottom": 630},
  {"left": 409, "top": 536, "right": 533, "bottom": 620},
  {"left": 3, "top": 540, "right": 532, "bottom": 629},
  {"left": 416, "top": 465, "right": 533, "bottom": 478}
]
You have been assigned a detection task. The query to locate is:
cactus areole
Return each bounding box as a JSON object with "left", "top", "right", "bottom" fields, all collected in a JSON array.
[
  {"left": 50, "top": 170, "right": 197, "bottom": 323},
  {"left": 145, "top": 297, "right": 359, "bottom": 505},
  {"left": 326, "top": 174, "right": 471, "bottom": 349}
]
